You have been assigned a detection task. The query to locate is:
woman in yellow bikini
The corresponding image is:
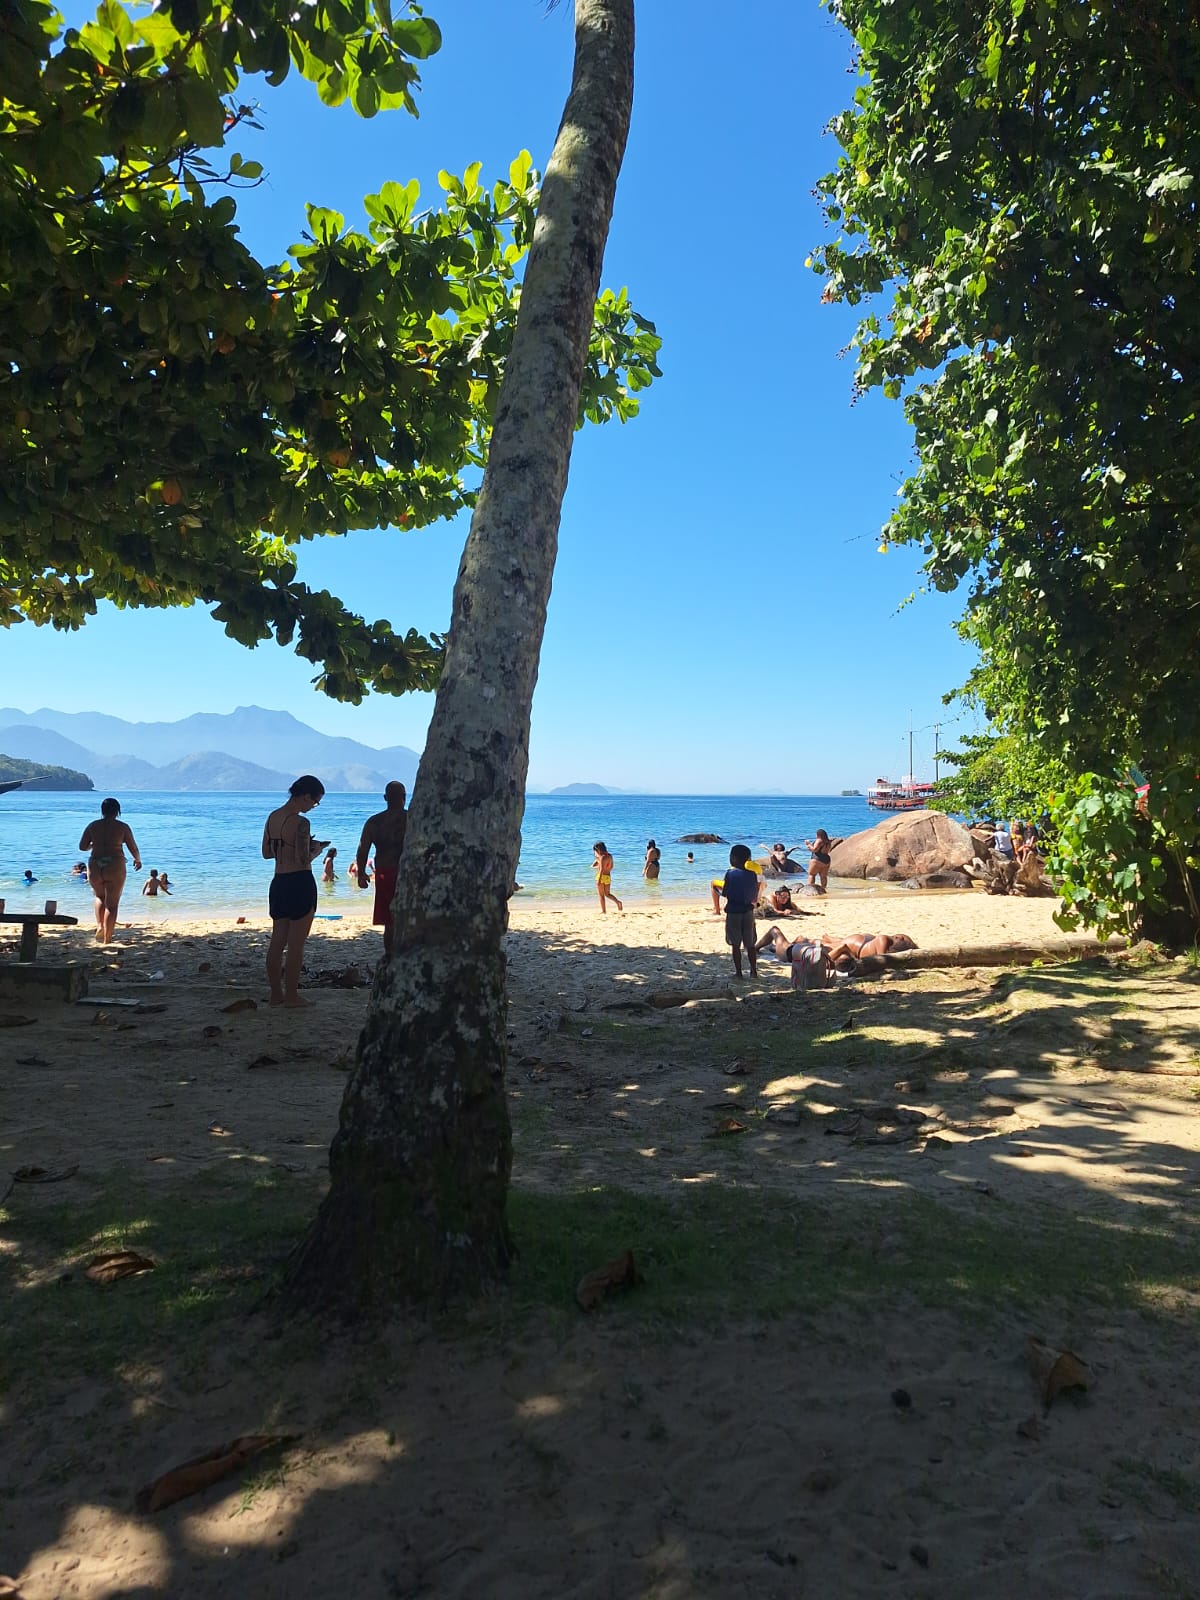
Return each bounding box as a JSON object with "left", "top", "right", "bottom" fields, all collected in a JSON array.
[
  {"left": 79, "top": 797, "right": 142, "bottom": 944},
  {"left": 592, "top": 840, "right": 623, "bottom": 914}
]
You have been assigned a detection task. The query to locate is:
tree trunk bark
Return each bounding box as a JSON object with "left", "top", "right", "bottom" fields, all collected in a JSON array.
[{"left": 279, "top": 0, "right": 635, "bottom": 1316}]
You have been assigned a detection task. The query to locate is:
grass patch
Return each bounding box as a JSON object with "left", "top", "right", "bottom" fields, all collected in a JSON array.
[
  {"left": 0, "top": 1167, "right": 317, "bottom": 1398},
  {"left": 504, "top": 1184, "right": 1200, "bottom": 1327}
]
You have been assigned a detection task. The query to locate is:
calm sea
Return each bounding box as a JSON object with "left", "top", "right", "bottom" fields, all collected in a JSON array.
[{"left": 0, "top": 791, "right": 882, "bottom": 918}]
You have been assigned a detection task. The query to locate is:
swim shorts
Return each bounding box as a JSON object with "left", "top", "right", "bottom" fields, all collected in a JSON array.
[
  {"left": 268, "top": 869, "right": 317, "bottom": 921},
  {"left": 724, "top": 908, "right": 757, "bottom": 952},
  {"left": 373, "top": 865, "right": 398, "bottom": 929}
]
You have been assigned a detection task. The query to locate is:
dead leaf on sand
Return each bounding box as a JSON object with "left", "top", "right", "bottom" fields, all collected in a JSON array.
[
  {"left": 1027, "top": 1337, "right": 1091, "bottom": 1408},
  {"left": 706, "top": 1117, "right": 749, "bottom": 1138},
  {"left": 221, "top": 997, "right": 258, "bottom": 1014},
  {"left": 136, "top": 1433, "right": 299, "bottom": 1514},
  {"left": 208, "top": 1122, "right": 232, "bottom": 1138},
  {"left": 14, "top": 1164, "right": 78, "bottom": 1184},
  {"left": 0, "top": 1015, "right": 35, "bottom": 1028},
  {"left": 85, "top": 1250, "right": 156, "bottom": 1284},
  {"left": 246, "top": 1053, "right": 281, "bottom": 1070},
  {"left": 576, "top": 1249, "right": 642, "bottom": 1311},
  {"left": 722, "top": 1057, "right": 752, "bottom": 1076},
  {"left": 202, "top": 1025, "right": 222, "bottom": 1039},
  {"left": 198, "top": 961, "right": 212, "bottom": 973}
]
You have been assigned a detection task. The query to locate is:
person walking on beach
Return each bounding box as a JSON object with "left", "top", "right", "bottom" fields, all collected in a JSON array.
[
  {"left": 805, "top": 829, "right": 833, "bottom": 894},
  {"left": 592, "top": 842, "right": 623, "bottom": 914},
  {"left": 715, "top": 845, "right": 759, "bottom": 980},
  {"left": 643, "top": 840, "right": 661, "bottom": 881},
  {"left": 79, "top": 797, "right": 142, "bottom": 944},
  {"left": 355, "top": 781, "right": 408, "bottom": 959},
  {"left": 141, "top": 869, "right": 172, "bottom": 897},
  {"left": 262, "top": 775, "right": 330, "bottom": 1007}
]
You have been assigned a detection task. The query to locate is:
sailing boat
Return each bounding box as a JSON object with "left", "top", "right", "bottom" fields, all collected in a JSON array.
[{"left": 867, "top": 718, "right": 938, "bottom": 811}]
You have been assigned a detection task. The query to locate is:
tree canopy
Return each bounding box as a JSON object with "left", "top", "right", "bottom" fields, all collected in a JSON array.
[
  {"left": 814, "top": 0, "right": 1200, "bottom": 778},
  {"left": 0, "top": 0, "right": 660, "bottom": 700}
]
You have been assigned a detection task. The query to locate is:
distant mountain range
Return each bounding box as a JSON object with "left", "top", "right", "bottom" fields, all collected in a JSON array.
[{"left": 0, "top": 705, "right": 420, "bottom": 793}]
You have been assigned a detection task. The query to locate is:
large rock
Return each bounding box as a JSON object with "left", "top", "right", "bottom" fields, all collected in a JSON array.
[{"left": 829, "top": 810, "right": 975, "bottom": 883}]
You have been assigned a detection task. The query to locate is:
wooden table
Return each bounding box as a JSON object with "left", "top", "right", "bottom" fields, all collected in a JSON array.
[{"left": 0, "top": 913, "right": 79, "bottom": 963}]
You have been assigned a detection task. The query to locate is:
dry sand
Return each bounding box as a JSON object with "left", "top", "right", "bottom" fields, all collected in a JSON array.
[{"left": 4, "top": 890, "right": 1200, "bottom": 1598}]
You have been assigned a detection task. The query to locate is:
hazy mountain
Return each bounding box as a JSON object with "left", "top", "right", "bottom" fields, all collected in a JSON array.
[
  {"left": 549, "top": 782, "right": 612, "bottom": 795},
  {"left": 0, "top": 724, "right": 96, "bottom": 770},
  {"left": 0, "top": 706, "right": 420, "bottom": 784},
  {"left": 0, "top": 707, "right": 420, "bottom": 792}
]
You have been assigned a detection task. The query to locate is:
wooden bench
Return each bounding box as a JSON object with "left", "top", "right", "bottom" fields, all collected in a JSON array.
[{"left": 0, "top": 912, "right": 79, "bottom": 963}]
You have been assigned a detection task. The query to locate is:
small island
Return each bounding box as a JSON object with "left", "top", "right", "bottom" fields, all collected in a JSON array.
[
  {"left": 549, "top": 782, "right": 611, "bottom": 795},
  {"left": 0, "top": 754, "right": 93, "bottom": 791}
]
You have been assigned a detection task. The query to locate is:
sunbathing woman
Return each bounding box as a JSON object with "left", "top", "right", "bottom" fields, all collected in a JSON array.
[
  {"left": 262, "top": 776, "right": 330, "bottom": 1006},
  {"left": 824, "top": 932, "right": 918, "bottom": 967},
  {"left": 79, "top": 798, "right": 142, "bottom": 944}
]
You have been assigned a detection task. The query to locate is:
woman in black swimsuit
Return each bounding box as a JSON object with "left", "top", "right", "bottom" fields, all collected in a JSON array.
[
  {"left": 805, "top": 829, "right": 832, "bottom": 895},
  {"left": 261, "top": 775, "right": 329, "bottom": 1006}
]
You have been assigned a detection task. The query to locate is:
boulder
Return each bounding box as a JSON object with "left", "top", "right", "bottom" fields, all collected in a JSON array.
[
  {"left": 758, "top": 856, "right": 802, "bottom": 878},
  {"left": 677, "top": 833, "right": 726, "bottom": 844},
  {"left": 829, "top": 811, "right": 975, "bottom": 883}
]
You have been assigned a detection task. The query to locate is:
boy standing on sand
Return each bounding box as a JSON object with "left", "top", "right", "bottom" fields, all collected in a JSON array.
[
  {"left": 592, "top": 841, "right": 623, "bottom": 913},
  {"left": 716, "top": 845, "right": 759, "bottom": 980}
]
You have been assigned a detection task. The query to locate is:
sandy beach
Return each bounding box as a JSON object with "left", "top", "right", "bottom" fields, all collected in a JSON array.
[{"left": 5, "top": 887, "right": 1200, "bottom": 1598}]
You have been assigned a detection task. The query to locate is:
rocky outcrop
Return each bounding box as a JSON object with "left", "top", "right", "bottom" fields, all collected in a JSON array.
[
  {"left": 829, "top": 810, "right": 975, "bottom": 883},
  {"left": 677, "top": 833, "right": 726, "bottom": 844}
]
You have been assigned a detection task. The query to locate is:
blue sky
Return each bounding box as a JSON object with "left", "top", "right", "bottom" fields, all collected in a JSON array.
[{"left": 5, "top": 0, "right": 982, "bottom": 792}]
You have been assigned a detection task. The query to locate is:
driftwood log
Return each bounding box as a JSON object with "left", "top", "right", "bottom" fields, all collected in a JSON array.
[{"left": 866, "top": 935, "right": 1127, "bottom": 972}]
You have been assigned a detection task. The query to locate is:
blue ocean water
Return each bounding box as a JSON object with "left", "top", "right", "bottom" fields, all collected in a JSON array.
[{"left": 0, "top": 790, "right": 880, "bottom": 917}]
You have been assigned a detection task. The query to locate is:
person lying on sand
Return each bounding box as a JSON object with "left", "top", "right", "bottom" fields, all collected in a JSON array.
[
  {"left": 824, "top": 932, "right": 918, "bottom": 968},
  {"left": 752, "top": 925, "right": 830, "bottom": 990}
]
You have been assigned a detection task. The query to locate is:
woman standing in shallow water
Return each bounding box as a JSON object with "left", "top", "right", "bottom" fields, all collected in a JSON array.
[
  {"left": 79, "top": 798, "right": 141, "bottom": 943},
  {"left": 261, "top": 775, "right": 330, "bottom": 1007}
]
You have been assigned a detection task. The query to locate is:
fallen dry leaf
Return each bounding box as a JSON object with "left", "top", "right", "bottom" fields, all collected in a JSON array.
[
  {"left": 208, "top": 1122, "right": 231, "bottom": 1138},
  {"left": 576, "top": 1249, "right": 642, "bottom": 1311},
  {"left": 221, "top": 998, "right": 258, "bottom": 1014},
  {"left": 136, "top": 1433, "right": 299, "bottom": 1513},
  {"left": 85, "top": 1250, "right": 156, "bottom": 1285},
  {"left": 706, "top": 1117, "right": 749, "bottom": 1138},
  {"left": 198, "top": 961, "right": 212, "bottom": 973},
  {"left": 0, "top": 1015, "right": 36, "bottom": 1028},
  {"left": 722, "top": 1057, "right": 751, "bottom": 1076},
  {"left": 1027, "top": 1337, "right": 1091, "bottom": 1408},
  {"left": 201, "top": 1025, "right": 222, "bottom": 1039},
  {"left": 246, "top": 1053, "right": 281, "bottom": 1070}
]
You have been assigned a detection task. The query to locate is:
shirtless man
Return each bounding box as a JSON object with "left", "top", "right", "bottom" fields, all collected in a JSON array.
[
  {"left": 141, "top": 869, "right": 172, "bottom": 897},
  {"left": 356, "top": 781, "right": 408, "bottom": 958},
  {"left": 79, "top": 797, "right": 142, "bottom": 943},
  {"left": 262, "top": 775, "right": 330, "bottom": 1006}
]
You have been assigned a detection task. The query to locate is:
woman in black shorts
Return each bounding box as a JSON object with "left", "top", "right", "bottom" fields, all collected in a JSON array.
[{"left": 261, "top": 775, "right": 329, "bottom": 1006}]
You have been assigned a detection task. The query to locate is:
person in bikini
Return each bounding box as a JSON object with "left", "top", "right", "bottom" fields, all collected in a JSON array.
[
  {"left": 355, "top": 781, "right": 408, "bottom": 959},
  {"left": 805, "top": 829, "right": 833, "bottom": 894},
  {"left": 592, "top": 841, "right": 623, "bottom": 913},
  {"left": 753, "top": 923, "right": 831, "bottom": 990},
  {"left": 643, "top": 840, "right": 661, "bottom": 881},
  {"left": 823, "top": 932, "right": 918, "bottom": 968},
  {"left": 79, "top": 797, "right": 142, "bottom": 943},
  {"left": 262, "top": 775, "right": 330, "bottom": 1006}
]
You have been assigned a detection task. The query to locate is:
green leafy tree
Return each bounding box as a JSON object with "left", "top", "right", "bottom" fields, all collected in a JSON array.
[
  {"left": 815, "top": 0, "right": 1200, "bottom": 935},
  {"left": 0, "top": 0, "right": 660, "bottom": 699}
]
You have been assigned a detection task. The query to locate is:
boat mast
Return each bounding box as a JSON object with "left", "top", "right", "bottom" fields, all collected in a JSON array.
[{"left": 908, "top": 712, "right": 913, "bottom": 786}]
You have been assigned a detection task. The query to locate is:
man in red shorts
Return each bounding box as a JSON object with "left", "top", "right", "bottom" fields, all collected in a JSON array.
[{"left": 354, "top": 781, "right": 408, "bottom": 958}]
